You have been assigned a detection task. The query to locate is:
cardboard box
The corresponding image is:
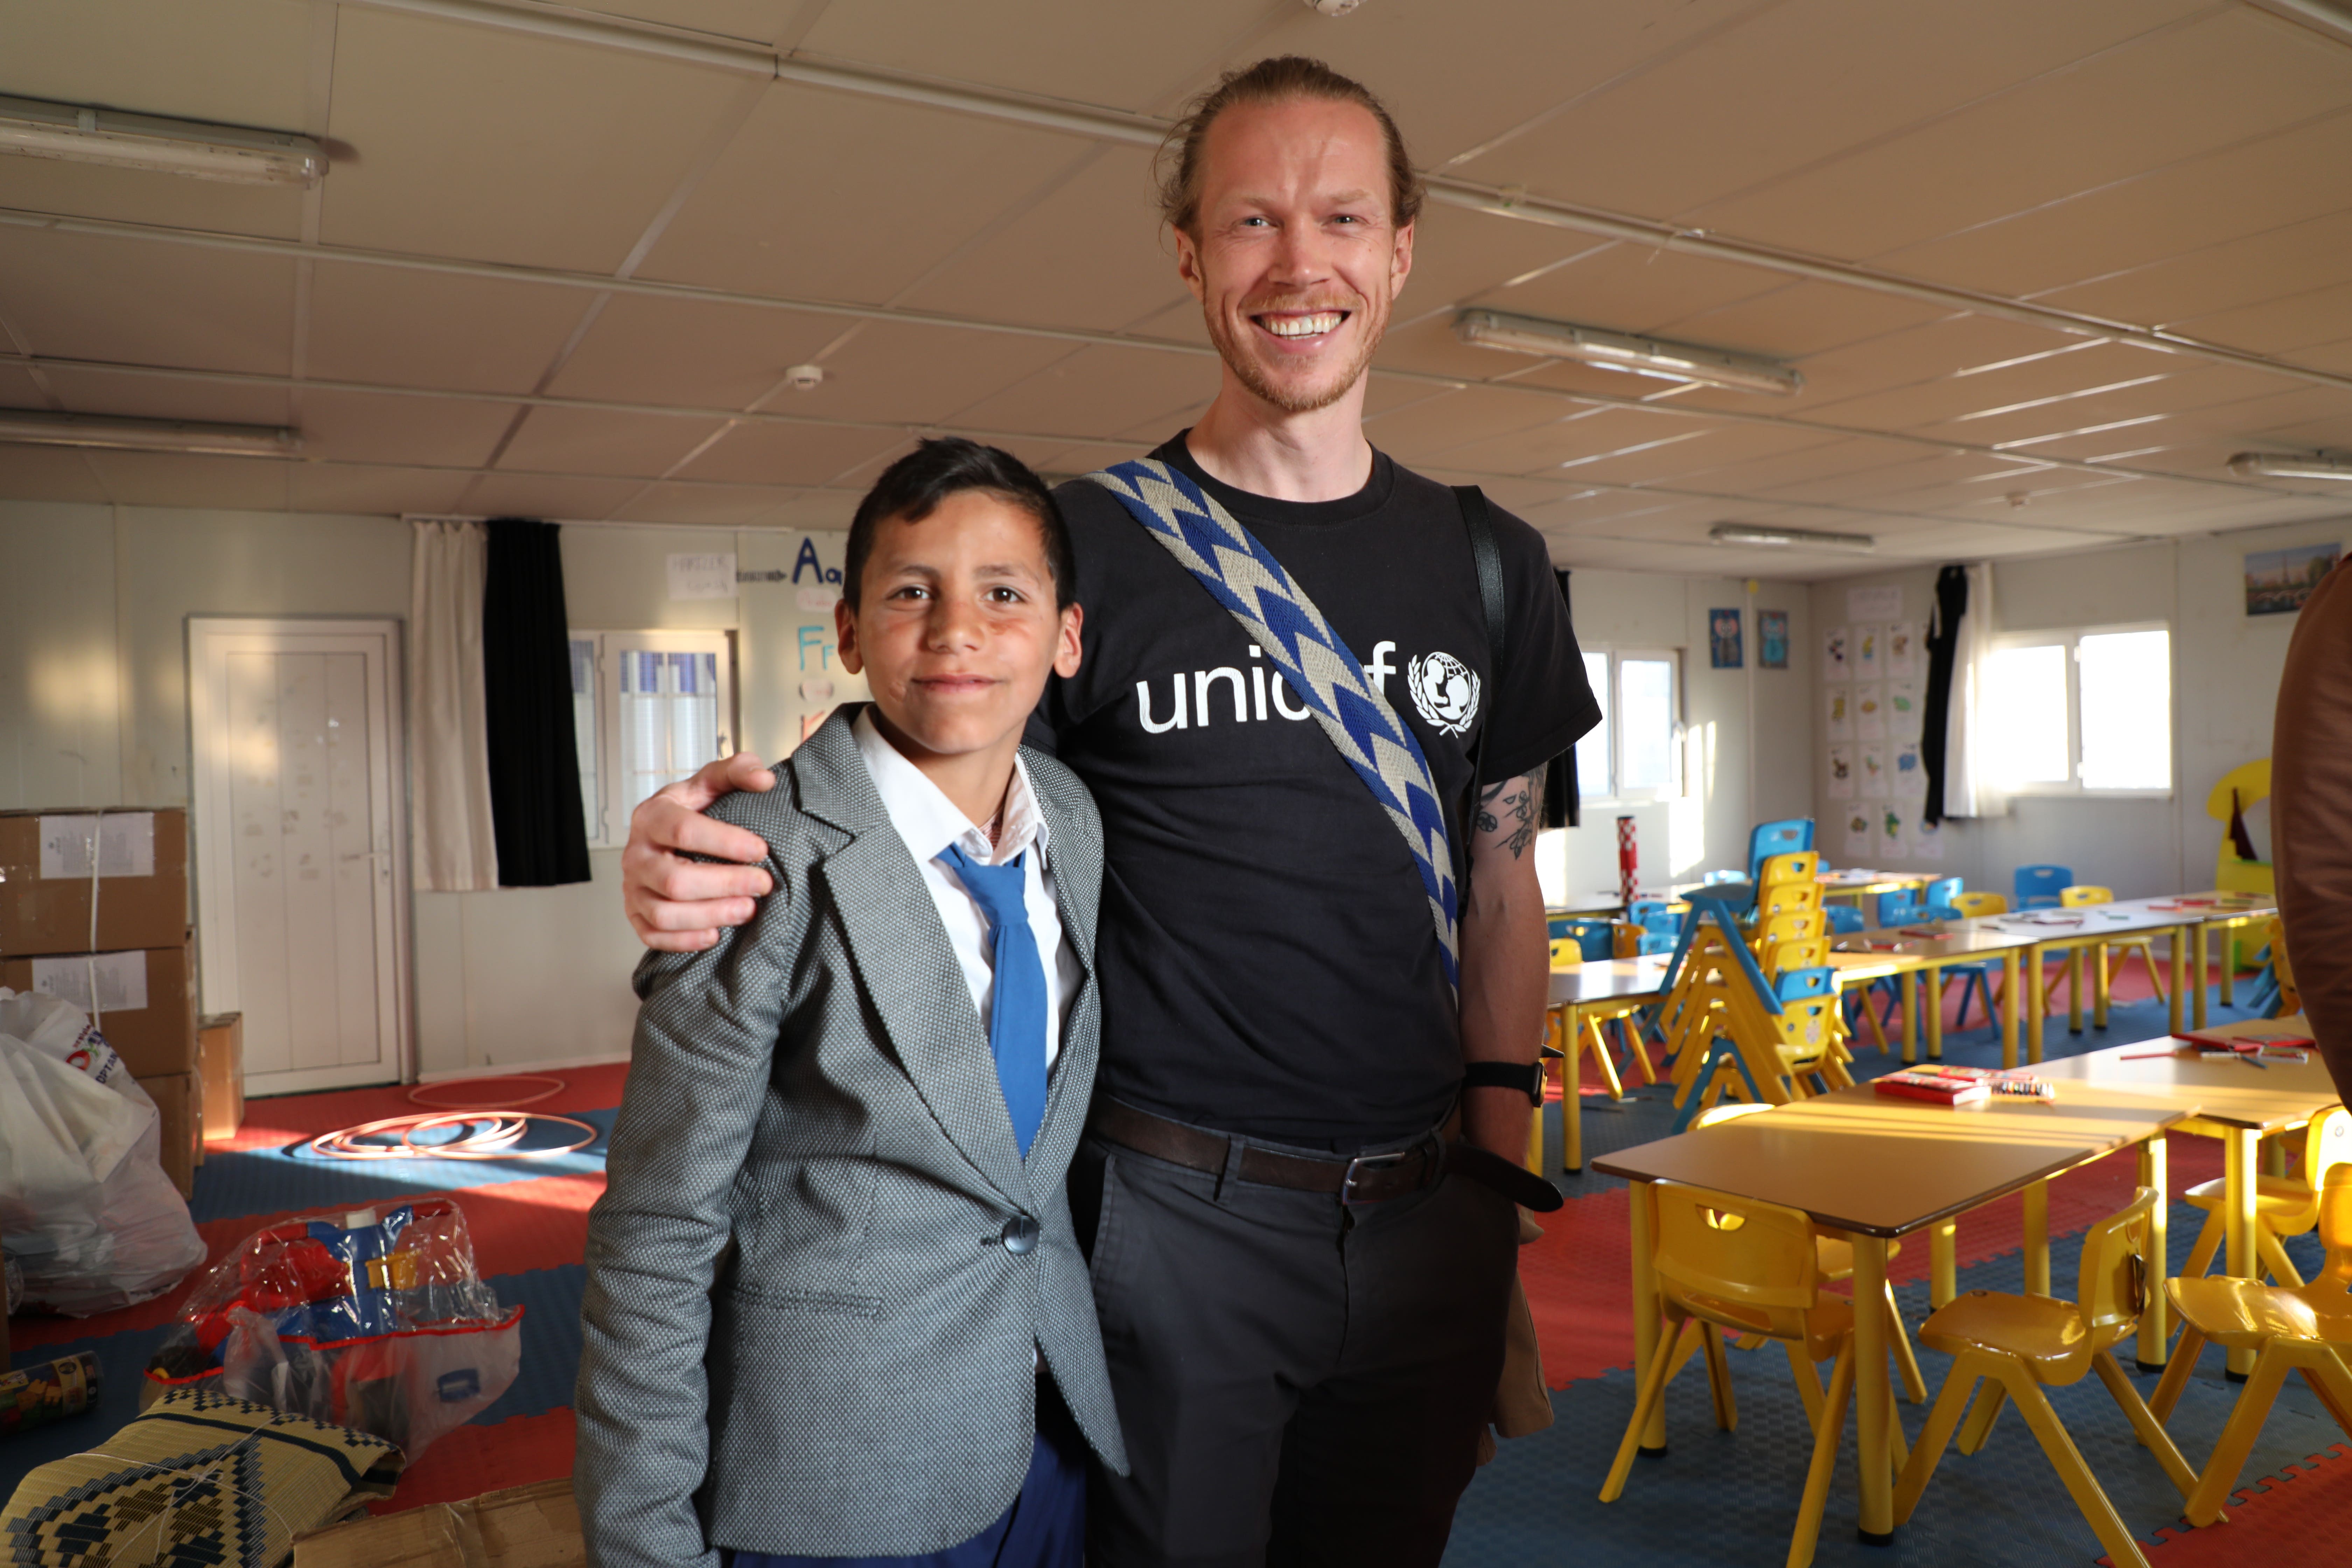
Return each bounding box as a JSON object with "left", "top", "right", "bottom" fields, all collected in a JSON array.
[
  {"left": 199, "top": 1012, "right": 243, "bottom": 1142},
  {"left": 291, "top": 1478, "right": 583, "bottom": 1568},
  {"left": 137, "top": 1071, "right": 202, "bottom": 1199},
  {"left": 0, "top": 936, "right": 198, "bottom": 1077},
  {"left": 0, "top": 808, "right": 188, "bottom": 958}
]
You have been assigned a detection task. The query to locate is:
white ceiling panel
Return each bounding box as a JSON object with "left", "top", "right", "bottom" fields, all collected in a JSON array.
[
  {"left": 949, "top": 345, "right": 1225, "bottom": 444},
  {"left": 297, "top": 389, "right": 517, "bottom": 469},
  {"left": 0, "top": 0, "right": 315, "bottom": 130},
  {"left": 806, "top": 321, "right": 1082, "bottom": 427},
  {"left": 322, "top": 6, "right": 751, "bottom": 272},
  {"left": 458, "top": 471, "right": 652, "bottom": 520},
  {"left": 306, "top": 262, "right": 598, "bottom": 395},
  {"left": 0, "top": 157, "right": 306, "bottom": 241},
  {"left": 286, "top": 460, "right": 477, "bottom": 517},
  {"left": 570, "top": 0, "right": 805, "bottom": 46},
  {"left": 0, "top": 443, "right": 110, "bottom": 503},
  {"left": 82, "top": 450, "right": 290, "bottom": 510},
  {"left": 2036, "top": 209, "right": 2352, "bottom": 331},
  {"left": 0, "top": 227, "right": 295, "bottom": 374},
  {"left": 614, "top": 478, "right": 812, "bottom": 527},
  {"left": 497, "top": 405, "right": 730, "bottom": 479},
  {"left": 36, "top": 367, "right": 290, "bottom": 427},
  {"left": 546, "top": 294, "right": 841, "bottom": 410},
  {"left": 671, "top": 420, "right": 910, "bottom": 486}
]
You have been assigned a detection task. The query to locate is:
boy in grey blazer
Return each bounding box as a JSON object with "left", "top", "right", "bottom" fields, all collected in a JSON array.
[{"left": 576, "top": 439, "right": 1125, "bottom": 1568}]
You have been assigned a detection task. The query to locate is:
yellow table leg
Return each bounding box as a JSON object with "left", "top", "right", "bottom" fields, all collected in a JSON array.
[
  {"left": 2225, "top": 1128, "right": 2258, "bottom": 1377},
  {"left": 1525, "top": 1068, "right": 1545, "bottom": 1175},
  {"left": 2024, "top": 1180, "right": 2051, "bottom": 1297},
  {"left": 2093, "top": 943, "right": 2110, "bottom": 1031},
  {"left": 2001, "top": 951, "right": 2020, "bottom": 1071},
  {"left": 1563, "top": 1006, "right": 1583, "bottom": 1174},
  {"left": 1899, "top": 969, "right": 1919, "bottom": 1066},
  {"left": 2067, "top": 948, "right": 2084, "bottom": 1034},
  {"left": 2028, "top": 947, "right": 2046, "bottom": 1066},
  {"left": 2192, "top": 926, "right": 2208, "bottom": 1031},
  {"left": 1629, "top": 1180, "right": 1666, "bottom": 1451},
  {"left": 1925, "top": 965, "right": 1944, "bottom": 1062},
  {"left": 2219, "top": 924, "right": 2236, "bottom": 1007},
  {"left": 2137, "top": 1135, "right": 2169, "bottom": 1370},
  {"left": 2170, "top": 930, "right": 2188, "bottom": 1037},
  {"left": 1853, "top": 1233, "right": 1895, "bottom": 1542},
  {"left": 1930, "top": 1223, "right": 1958, "bottom": 1310}
]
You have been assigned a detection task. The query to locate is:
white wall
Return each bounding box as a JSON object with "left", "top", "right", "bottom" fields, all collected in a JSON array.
[{"left": 1806, "top": 516, "right": 2351, "bottom": 907}]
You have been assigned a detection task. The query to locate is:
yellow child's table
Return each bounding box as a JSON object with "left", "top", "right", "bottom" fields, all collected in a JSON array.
[{"left": 1546, "top": 955, "right": 1672, "bottom": 1173}]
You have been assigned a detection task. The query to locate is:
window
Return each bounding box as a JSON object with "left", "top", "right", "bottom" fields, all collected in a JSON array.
[
  {"left": 1574, "top": 648, "right": 1680, "bottom": 802},
  {"left": 570, "top": 630, "right": 738, "bottom": 847},
  {"left": 1983, "top": 624, "right": 2170, "bottom": 795}
]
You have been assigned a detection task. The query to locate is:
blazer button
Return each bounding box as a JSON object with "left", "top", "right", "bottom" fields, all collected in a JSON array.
[{"left": 1000, "top": 1216, "right": 1041, "bottom": 1255}]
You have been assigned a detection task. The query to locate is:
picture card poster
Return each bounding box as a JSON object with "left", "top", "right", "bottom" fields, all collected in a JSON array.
[
  {"left": 1710, "top": 607, "right": 1744, "bottom": 668},
  {"left": 1828, "top": 743, "right": 1854, "bottom": 799},
  {"left": 1823, "top": 625, "right": 1849, "bottom": 681},
  {"left": 1860, "top": 744, "right": 1888, "bottom": 799},
  {"left": 1886, "top": 621, "right": 1918, "bottom": 678},
  {"left": 1888, "top": 678, "right": 1922, "bottom": 741},
  {"left": 1854, "top": 623, "right": 1882, "bottom": 679},
  {"left": 1827, "top": 686, "right": 1853, "bottom": 740},
  {"left": 1759, "top": 609, "right": 1790, "bottom": 669},
  {"left": 1855, "top": 682, "right": 1886, "bottom": 739}
]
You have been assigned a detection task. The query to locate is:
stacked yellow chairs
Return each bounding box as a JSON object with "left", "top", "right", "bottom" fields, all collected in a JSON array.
[
  {"left": 2151, "top": 1164, "right": 2352, "bottom": 1527},
  {"left": 1665, "top": 899, "right": 1852, "bottom": 1122},
  {"left": 1602, "top": 1179, "right": 1903, "bottom": 1568},
  {"left": 2058, "top": 884, "right": 2167, "bottom": 1008},
  {"left": 1685, "top": 1102, "right": 1928, "bottom": 1404},
  {"left": 1950, "top": 891, "right": 2008, "bottom": 918},
  {"left": 1893, "top": 1190, "right": 2198, "bottom": 1568},
  {"left": 2175, "top": 1106, "right": 2351, "bottom": 1286}
]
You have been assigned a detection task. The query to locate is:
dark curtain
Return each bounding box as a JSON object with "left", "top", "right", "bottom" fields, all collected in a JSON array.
[
  {"left": 1542, "top": 569, "right": 1582, "bottom": 829},
  {"left": 483, "top": 518, "right": 592, "bottom": 887},
  {"left": 1920, "top": 564, "right": 1968, "bottom": 826}
]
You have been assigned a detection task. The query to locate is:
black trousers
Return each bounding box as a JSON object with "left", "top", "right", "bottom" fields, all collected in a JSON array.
[{"left": 1072, "top": 1121, "right": 1519, "bottom": 1568}]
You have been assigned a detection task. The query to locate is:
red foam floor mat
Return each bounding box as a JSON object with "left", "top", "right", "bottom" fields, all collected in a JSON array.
[
  {"left": 370, "top": 1407, "right": 580, "bottom": 1512},
  {"left": 2127, "top": 1444, "right": 2352, "bottom": 1563}
]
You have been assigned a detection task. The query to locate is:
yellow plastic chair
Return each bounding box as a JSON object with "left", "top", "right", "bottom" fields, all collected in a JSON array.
[
  {"left": 1758, "top": 881, "right": 1824, "bottom": 920},
  {"left": 1602, "top": 1179, "right": 1902, "bottom": 1568},
  {"left": 2176, "top": 1106, "right": 2351, "bottom": 1286},
  {"left": 1687, "top": 1103, "right": 1926, "bottom": 1403},
  {"left": 2059, "top": 885, "right": 2167, "bottom": 1007},
  {"left": 1760, "top": 850, "right": 1821, "bottom": 887},
  {"left": 1950, "top": 890, "right": 2008, "bottom": 918},
  {"left": 1893, "top": 1189, "right": 2197, "bottom": 1568},
  {"left": 1755, "top": 910, "right": 1827, "bottom": 950},
  {"left": 2151, "top": 1165, "right": 2352, "bottom": 1526}
]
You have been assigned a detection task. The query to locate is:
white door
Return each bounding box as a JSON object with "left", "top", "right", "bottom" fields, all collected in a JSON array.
[{"left": 190, "top": 618, "right": 410, "bottom": 1094}]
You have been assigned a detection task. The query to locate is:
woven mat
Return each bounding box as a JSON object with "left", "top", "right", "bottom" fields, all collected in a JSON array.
[{"left": 1, "top": 1385, "right": 404, "bottom": 1567}]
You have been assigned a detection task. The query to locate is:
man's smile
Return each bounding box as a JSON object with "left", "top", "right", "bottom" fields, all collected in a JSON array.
[{"left": 1254, "top": 309, "right": 1350, "bottom": 342}]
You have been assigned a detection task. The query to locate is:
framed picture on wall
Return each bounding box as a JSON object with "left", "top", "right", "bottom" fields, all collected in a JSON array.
[
  {"left": 1709, "top": 607, "right": 1743, "bottom": 668},
  {"left": 1758, "top": 609, "right": 1789, "bottom": 668},
  {"left": 2245, "top": 542, "right": 2342, "bottom": 615}
]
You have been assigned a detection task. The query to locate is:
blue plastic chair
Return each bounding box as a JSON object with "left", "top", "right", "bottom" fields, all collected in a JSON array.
[
  {"left": 1746, "top": 818, "right": 1815, "bottom": 884},
  {"left": 1627, "top": 900, "right": 1683, "bottom": 939},
  {"left": 1555, "top": 919, "right": 1616, "bottom": 962},
  {"left": 1824, "top": 905, "right": 1865, "bottom": 934},
  {"left": 1875, "top": 888, "right": 1924, "bottom": 927},
  {"left": 1634, "top": 929, "right": 1678, "bottom": 955},
  {"left": 2015, "top": 864, "right": 2074, "bottom": 911}
]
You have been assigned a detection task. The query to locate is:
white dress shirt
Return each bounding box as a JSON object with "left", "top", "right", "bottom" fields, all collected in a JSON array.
[{"left": 853, "top": 709, "right": 1079, "bottom": 1068}]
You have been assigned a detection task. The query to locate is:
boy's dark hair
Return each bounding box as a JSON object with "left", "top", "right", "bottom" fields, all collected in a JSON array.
[{"left": 843, "top": 437, "right": 1077, "bottom": 611}]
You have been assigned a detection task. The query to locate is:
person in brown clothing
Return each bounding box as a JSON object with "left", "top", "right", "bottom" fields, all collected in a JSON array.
[{"left": 2274, "top": 556, "right": 2352, "bottom": 1101}]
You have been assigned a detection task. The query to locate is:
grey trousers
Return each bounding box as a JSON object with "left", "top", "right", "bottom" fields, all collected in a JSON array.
[{"left": 1072, "top": 1124, "right": 1520, "bottom": 1568}]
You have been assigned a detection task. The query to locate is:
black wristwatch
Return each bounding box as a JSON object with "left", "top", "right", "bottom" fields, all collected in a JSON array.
[{"left": 1462, "top": 1060, "right": 1544, "bottom": 1106}]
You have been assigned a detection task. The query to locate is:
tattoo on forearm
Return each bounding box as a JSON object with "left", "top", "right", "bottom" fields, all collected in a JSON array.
[{"left": 1475, "top": 765, "right": 1545, "bottom": 860}]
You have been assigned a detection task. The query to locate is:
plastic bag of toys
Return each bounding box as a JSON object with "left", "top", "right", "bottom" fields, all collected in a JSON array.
[{"left": 141, "top": 1199, "right": 522, "bottom": 1458}]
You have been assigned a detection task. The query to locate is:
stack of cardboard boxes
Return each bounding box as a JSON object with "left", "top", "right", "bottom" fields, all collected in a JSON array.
[{"left": 0, "top": 808, "right": 231, "bottom": 1197}]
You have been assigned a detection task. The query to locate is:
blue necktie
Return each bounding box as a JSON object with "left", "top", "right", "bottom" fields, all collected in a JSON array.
[{"left": 940, "top": 845, "right": 1049, "bottom": 1157}]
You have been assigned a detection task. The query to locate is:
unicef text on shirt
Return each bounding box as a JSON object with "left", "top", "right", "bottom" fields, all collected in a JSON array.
[{"left": 1133, "top": 640, "right": 1481, "bottom": 736}]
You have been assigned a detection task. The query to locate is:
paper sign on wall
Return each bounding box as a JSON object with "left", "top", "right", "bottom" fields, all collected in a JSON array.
[
  {"left": 1855, "top": 683, "right": 1886, "bottom": 740},
  {"left": 1893, "top": 740, "right": 1924, "bottom": 797},
  {"left": 1843, "top": 811, "right": 1874, "bottom": 859},
  {"left": 1888, "top": 678, "right": 1922, "bottom": 741},
  {"left": 30, "top": 951, "right": 149, "bottom": 1014},
  {"left": 38, "top": 814, "right": 157, "bottom": 880},
  {"left": 1823, "top": 625, "right": 1850, "bottom": 682},
  {"left": 1886, "top": 621, "right": 1918, "bottom": 678},
  {"left": 1912, "top": 819, "right": 1946, "bottom": 861},
  {"left": 1854, "top": 624, "right": 1882, "bottom": 680},
  {"left": 1826, "top": 686, "right": 1853, "bottom": 741},
  {"left": 1879, "top": 807, "right": 1909, "bottom": 861},
  {"left": 1848, "top": 585, "right": 1902, "bottom": 622},
  {"left": 1860, "top": 744, "right": 1888, "bottom": 799},
  {"left": 667, "top": 553, "right": 738, "bottom": 601},
  {"left": 1827, "top": 744, "right": 1855, "bottom": 800}
]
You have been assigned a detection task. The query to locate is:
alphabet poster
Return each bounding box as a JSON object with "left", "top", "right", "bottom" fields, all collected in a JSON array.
[
  {"left": 1854, "top": 623, "right": 1882, "bottom": 680},
  {"left": 1912, "top": 817, "right": 1946, "bottom": 861},
  {"left": 1888, "top": 678, "right": 1922, "bottom": 741},
  {"left": 1855, "top": 682, "right": 1886, "bottom": 740},
  {"left": 1759, "top": 609, "right": 1789, "bottom": 670},
  {"left": 1860, "top": 744, "right": 1888, "bottom": 799},
  {"left": 1827, "top": 686, "right": 1853, "bottom": 740},
  {"left": 1823, "top": 625, "right": 1849, "bottom": 682},
  {"left": 1893, "top": 739, "right": 1924, "bottom": 797},
  {"left": 1887, "top": 621, "right": 1918, "bottom": 678},
  {"left": 1879, "top": 807, "right": 1909, "bottom": 861},
  {"left": 1710, "top": 607, "right": 1744, "bottom": 668},
  {"left": 1844, "top": 810, "right": 1874, "bottom": 859},
  {"left": 1827, "top": 744, "right": 1855, "bottom": 799}
]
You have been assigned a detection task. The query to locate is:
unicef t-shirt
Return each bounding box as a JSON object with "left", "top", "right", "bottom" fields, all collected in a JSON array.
[{"left": 1030, "top": 435, "right": 1598, "bottom": 1146}]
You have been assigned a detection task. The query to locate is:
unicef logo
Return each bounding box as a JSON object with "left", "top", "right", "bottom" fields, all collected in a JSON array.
[{"left": 1406, "top": 651, "right": 1480, "bottom": 736}]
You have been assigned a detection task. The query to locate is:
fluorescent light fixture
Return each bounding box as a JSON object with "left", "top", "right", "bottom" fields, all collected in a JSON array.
[
  {"left": 0, "top": 95, "right": 323, "bottom": 186},
  {"left": 2229, "top": 450, "right": 2352, "bottom": 482},
  {"left": 1710, "top": 523, "right": 1876, "bottom": 553},
  {"left": 1455, "top": 308, "right": 1802, "bottom": 397},
  {"left": 0, "top": 410, "right": 301, "bottom": 457}
]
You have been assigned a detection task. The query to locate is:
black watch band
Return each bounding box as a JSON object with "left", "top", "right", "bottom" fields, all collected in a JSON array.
[{"left": 1462, "top": 1060, "right": 1544, "bottom": 1106}]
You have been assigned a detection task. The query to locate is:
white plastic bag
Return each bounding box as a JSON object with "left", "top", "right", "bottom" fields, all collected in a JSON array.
[{"left": 0, "top": 990, "right": 205, "bottom": 1316}]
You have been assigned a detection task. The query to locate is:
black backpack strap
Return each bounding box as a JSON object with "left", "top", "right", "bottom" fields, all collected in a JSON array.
[{"left": 1454, "top": 486, "right": 1508, "bottom": 806}]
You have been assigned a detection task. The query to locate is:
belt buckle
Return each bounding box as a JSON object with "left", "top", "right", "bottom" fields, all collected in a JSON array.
[{"left": 1340, "top": 1148, "right": 1409, "bottom": 1205}]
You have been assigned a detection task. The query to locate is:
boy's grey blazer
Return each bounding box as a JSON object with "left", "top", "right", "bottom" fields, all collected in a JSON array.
[{"left": 575, "top": 707, "right": 1126, "bottom": 1567}]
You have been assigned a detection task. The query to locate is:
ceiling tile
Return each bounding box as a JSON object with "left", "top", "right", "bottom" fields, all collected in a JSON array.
[
  {"left": 321, "top": 6, "right": 750, "bottom": 272},
  {"left": 35, "top": 368, "right": 290, "bottom": 427},
  {"left": 1359, "top": 385, "right": 1587, "bottom": 467},
  {"left": 610, "top": 477, "right": 806, "bottom": 527},
  {"left": 634, "top": 89, "right": 1080, "bottom": 303},
  {"left": 2171, "top": 279, "right": 2352, "bottom": 357},
  {"left": 496, "top": 405, "right": 728, "bottom": 479},
  {"left": 0, "top": 443, "right": 111, "bottom": 503},
  {"left": 0, "top": 157, "right": 306, "bottom": 241},
  {"left": 2035, "top": 210, "right": 2352, "bottom": 331},
  {"left": 458, "top": 471, "right": 651, "bottom": 520},
  {"left": 0, "top": 366, "right": 45, "bottom": 405},
  {"left": 671, "top": 420, "right": 909, "bottom": 486},
  {"left": 82, "top": 450, "right": 291, "bottom": 509},
  {"left": 809, "top": 321, "right": 1083, "bottom": 427},
  {"left": 0, "top": 0, "right": 314, "bottom": 129},
  {"left": 1465, "top": 243, "right": 1787, "bottom": 344},
  {"left": 298, "top": 388, "right": 516, "bottom": 468},
  {"left": 285, "top": 461, "right": 477, "bottom": 517},
  {"left": 306, "top": 262, "right": 597, "bottom": 395},
  {"left": 0, "top": 227, "right": 294, "bottom": 373},
  {"left": 1650, "top": 280, "right": 1952, "bottom": 362},
  {"left": 946, "top": 344, "right": 1224, "bottom": 444},
  {"left": 546, "top": 293, "right": 840, "bottom": 410},
  {"left": 567, "top": 0, "right": 803, "bottom": 45}
]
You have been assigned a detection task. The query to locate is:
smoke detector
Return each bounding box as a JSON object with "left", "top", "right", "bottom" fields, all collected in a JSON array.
[
  {"left": 782, "top": 363, "right": 825, "bottom": 391},
  {"left": 1303, "top": 0, "right": 1364, "bottom": 13}
]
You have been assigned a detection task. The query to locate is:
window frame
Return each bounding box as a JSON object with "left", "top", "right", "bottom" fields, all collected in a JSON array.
[
  {"left": 570, "top": 628, "right": 740, "bottom": 849},
  {"left": 1986, "top": 619, "right": 2172, "bottom": 800},
  {"left": 1575, "top": 645, "right": 1682, "bottom": 805}
]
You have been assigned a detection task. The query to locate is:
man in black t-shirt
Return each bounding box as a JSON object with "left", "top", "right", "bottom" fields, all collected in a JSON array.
[{"left": 623, "top": 56, "right": 1597, "bottom": 1567}]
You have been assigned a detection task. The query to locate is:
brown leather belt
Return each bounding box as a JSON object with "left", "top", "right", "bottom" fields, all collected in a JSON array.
[{"left": 1088, "top": 1099, "right": 1562, "bottom": 1212}]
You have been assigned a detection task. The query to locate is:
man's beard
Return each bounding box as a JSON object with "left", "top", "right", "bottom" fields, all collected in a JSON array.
[{"left": 1205, "top": 294, "right": 1386, "bottom": 415}]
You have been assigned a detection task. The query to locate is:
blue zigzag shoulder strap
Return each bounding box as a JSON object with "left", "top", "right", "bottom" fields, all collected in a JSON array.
[{"left": 1086, "top": 457, "right": 1461, "bottom": 995}]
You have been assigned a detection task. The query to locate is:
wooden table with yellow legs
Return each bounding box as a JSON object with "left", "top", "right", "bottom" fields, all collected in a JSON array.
[
  {"left": 1595, "top": 1085, "right": 2191, "bottom": 1546},
  {"left": 2038, "top": 1021, "right": 2344, "bottom": 1375},
  {"left": 1544, "top": 955, "right": 1672, "bottom": 1174},
  {"left": 1960, "top": 902, "right": 2209, "bottom": 1063},
  {"left": 1827, "top": 924, "right": 2036, "bottom": 1068}
]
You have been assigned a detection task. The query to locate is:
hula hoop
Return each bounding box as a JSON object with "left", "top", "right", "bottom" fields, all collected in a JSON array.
[
  {"left": 407, "top": 1074, "right": 567, "bottom": 1110},
  {"left": 308, "top": 1110, "right": 598, "bottom": 1161}
]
